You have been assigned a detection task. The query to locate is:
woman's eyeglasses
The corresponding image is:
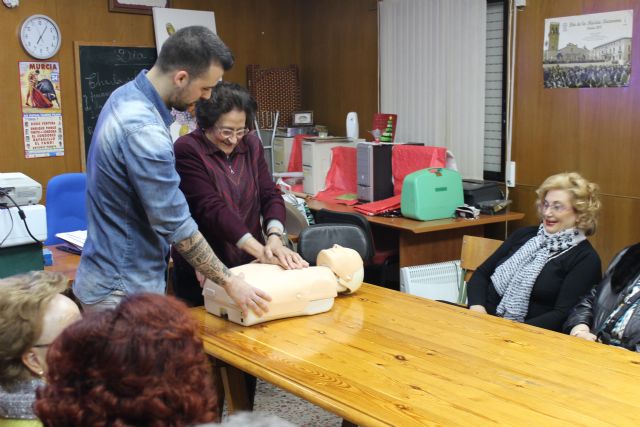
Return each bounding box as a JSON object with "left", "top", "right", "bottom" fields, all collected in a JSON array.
[
  {"left": 215, "top": 126, "right": 249, "bottom": 139},
  {"left": 540, "top": 201, "right": 571, "bottom": 214}
]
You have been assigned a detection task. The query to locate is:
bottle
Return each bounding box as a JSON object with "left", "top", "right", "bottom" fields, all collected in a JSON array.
[{"left": 346, "top": 112, "right": 359, "bottom": 139}]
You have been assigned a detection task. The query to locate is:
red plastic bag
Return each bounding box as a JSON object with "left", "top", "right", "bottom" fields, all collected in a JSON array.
[
  {"left": 315, "top": 146, "right": 358, "bottom": 204},
  {"left": 287, "top": 134, "right": 310, "bottom": 172},
  {"left": 392, "top": 145, "right": 447, "bottom": 195}
]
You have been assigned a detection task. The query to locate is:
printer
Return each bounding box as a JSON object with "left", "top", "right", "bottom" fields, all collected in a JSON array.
[
  {"left": 0, "top": 173, "right": 47, "bottom": 278},
  {"left": 0, "top": 172, "right": 42, "bottom": 206}
]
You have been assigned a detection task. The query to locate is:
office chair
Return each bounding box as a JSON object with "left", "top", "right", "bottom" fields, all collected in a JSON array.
[
  {"left": 284, "top": 200, "right": 309, "bottom": 243},
  {"left": 314, "top": 209, "right": 399, "bottom": 288},
  {"left": 44, "top": 173, "right": 87, "bottom": 245},
  {"left": 297, "top": 224, "right": 370, "bottom": 266}
]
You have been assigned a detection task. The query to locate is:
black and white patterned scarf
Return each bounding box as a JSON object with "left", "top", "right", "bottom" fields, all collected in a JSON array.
[{"left": 491, "top": 224, "right": 585, "bottom": 322}]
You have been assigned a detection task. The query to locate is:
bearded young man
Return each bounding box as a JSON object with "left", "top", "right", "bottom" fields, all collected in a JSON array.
[{"left": 74, "top": 26, "right": 270, "bottom": 317}]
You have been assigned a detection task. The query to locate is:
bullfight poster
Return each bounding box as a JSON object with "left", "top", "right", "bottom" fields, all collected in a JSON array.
[
  {"left": 543, "top": 10, "right": 633, "bottom": 88},
  {"left": 19, "top": 61, "right": 64, "bottom": 158}
]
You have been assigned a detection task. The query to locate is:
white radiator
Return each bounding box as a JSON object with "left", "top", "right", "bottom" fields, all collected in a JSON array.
[{"left": 400, "top": 260, "right": 462, "bottom": 303}]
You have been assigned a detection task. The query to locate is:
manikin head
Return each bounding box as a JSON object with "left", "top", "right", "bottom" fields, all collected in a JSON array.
[{"left": 316, "top": 245, "right": 364, "bottom": 294}]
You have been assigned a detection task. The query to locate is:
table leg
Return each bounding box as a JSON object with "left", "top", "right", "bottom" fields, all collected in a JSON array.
[
  {"left": 220, "top": 363, "right": 253, "bottom": 414},
  {"left": 209, "top": 357, "right": 253, "bottom": 416}
]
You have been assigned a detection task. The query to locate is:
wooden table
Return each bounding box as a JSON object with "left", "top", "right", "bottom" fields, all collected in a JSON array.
[
  {"left": 306, "top": 199, "right": 524, "bottom": 267},
  {"left": 45, "top": 244, "right": 80, "bottom": 281},
  {"left": 194, "top": 284, "right": 640, "bottom": 426}
]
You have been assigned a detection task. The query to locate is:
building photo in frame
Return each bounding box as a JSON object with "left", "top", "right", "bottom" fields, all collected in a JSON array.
[
  {"left": 109, "top": 0, "right": 170, "bottom": 15},
  {"left": 543, "top": 9, "right": 633, "bottom": 88}
]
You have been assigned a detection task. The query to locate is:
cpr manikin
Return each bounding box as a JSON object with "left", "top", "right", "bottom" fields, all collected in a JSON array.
[{"left": 203, "top": 245, "right": 364, "bottom": 326}]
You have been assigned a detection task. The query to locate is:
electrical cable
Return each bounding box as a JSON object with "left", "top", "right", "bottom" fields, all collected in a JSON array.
[{"left": 0, "top": 191, "right": 41, "bottom": 245}]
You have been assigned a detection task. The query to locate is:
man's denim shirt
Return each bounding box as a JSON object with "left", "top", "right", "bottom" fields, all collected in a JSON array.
[{"left": 74, "top": 71, "right": 197, "bottom": 304}]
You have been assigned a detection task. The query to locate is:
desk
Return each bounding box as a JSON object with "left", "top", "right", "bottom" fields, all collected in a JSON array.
[
  {"left": 306, "top": 199, "right": 524, "bottom": 267},
  {"left": 45, "top": 244, "right": 80, "bottom": 281},
  {"left": 194, "top": 284, "right": 640, "bottom": 426}
]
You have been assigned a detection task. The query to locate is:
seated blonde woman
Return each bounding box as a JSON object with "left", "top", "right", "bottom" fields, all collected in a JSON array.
[
  {"left": 467, "top": 172, "right": 602, "bottom": 331},
  {"left": 0, "top": 271, "right": 81, "bottom": 426},
  {"left": 564, "top": 243, "right": 640, "bottom": 351}
]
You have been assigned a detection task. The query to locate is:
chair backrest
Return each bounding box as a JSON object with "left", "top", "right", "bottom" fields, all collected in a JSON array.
[
  {"left": 284, "top": 201, "right": 309, "bottom": 239},
  {"left": 45, "top": 173, "right": 87, "bottom": 245},
  {"left": 314, "top": 209, "right": 375, "bottom": 260},
  {"left": 460, "top": 235, "right": 503, "bottom": 282},
  {"left": 297, "top": 224, "right": 370, "bottom": 266}
]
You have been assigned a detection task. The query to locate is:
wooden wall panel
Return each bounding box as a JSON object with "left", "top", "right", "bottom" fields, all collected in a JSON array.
[
  {"left": 0, "top": 0, "right": 376, "bottom": 195},
  {"left": 300, "top": 0, "right": 379, "bottom": 138},
  {"left": 511, "top": 0, "right": 640, "bottom": 265}
]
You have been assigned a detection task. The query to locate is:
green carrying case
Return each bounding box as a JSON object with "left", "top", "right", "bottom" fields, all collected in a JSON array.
[{"left": 400, "top": 168, "right": 464, "bottom": 221}]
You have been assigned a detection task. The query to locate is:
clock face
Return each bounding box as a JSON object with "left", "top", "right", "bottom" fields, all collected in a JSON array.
[{"left": 20, "top": 15, "right": 61, "bottom": 60}]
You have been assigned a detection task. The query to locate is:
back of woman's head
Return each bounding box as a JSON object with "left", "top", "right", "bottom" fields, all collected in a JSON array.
[
  {"left": 535, "top": 172, "right": 601, "bottom": 236},
  {"left": 0, "top": 271, "right": 67, "bottom": 386},
  {"left": 610, "top": 243, "right": 640, "bottom": 294},
  {"left": 35, "top": 293, "right": 217, "bottom": 426},
  {"left": 195, "top": 81, "right": 257, "bottom": 130}
]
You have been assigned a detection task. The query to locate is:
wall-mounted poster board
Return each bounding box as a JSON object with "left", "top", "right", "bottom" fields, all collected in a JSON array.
[{"left": 74, "top": 42, "right": 156, "bottom": 169}]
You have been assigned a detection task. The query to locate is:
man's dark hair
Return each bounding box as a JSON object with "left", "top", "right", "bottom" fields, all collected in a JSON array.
[
  {"left": 195, "top": 82, "right": 257, "bottom": 130},
  {"left": 155, "top": 26, "right": 234, "bottom": 77}
]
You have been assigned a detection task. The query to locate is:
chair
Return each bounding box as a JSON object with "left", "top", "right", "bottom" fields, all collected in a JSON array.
[
  {"left": 44, "top": 173, "right": 87, "bottom": 245},
  {"left": 314, "top": 209, "right": 399, "bottom": 288},
  {"left": 457, "top": 235, "right": 503, "bottom": 304},
  {"left": 284, "top": 200, "right": 309, "bottom": 243},
  {"left": 297, "top": 224, "right": 370, "bottom": 266}
]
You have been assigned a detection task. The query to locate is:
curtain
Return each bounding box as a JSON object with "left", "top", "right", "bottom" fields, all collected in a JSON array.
[{"left": 379, "top": 0, "right": 487, "bottom": 179}]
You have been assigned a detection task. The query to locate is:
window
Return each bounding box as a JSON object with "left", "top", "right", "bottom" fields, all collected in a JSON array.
[{"left": 484, "top": 0, "right": 507, "bottom": 181}]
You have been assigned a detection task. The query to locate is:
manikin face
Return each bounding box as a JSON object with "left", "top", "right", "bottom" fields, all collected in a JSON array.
[
  {"left": 206, "top": 109, "right": 247, "bottom": 156},
  {"left": 540, "top": 189, "right": 577, "bottom": 234},
  {"left": 316, "top": 245, "right": 364, "bottom": 293},
  {"left": 170, "top": 63, "right": 223, "bottom": 112}
]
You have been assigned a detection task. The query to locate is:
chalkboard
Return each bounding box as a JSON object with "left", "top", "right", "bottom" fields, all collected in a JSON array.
[{"left": 74, "top": 42, "right": 157, "bottom": 168}]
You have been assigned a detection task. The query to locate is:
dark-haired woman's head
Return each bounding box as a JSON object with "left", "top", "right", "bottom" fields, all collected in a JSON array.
[
  {"left": 35, "top": 293, "right": 217, "bottom": 427},
  {"left": 197, "top": 82, "right": 257, "bottom": 155}
]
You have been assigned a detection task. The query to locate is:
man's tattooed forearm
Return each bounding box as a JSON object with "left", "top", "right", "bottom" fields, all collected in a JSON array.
[{"left": 175, "top": 232, "right": 231, "bottom": 284}]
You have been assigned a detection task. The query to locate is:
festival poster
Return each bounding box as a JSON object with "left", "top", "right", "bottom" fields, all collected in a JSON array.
[
  {"left": 543, "top": 10, "right": 633, "bottom": 88},
  {"left": 19, "top": 61, "right": 64, "bottom": 158},
  {"left": 23, "top": 115, "right": 64, "bottom": 158}
]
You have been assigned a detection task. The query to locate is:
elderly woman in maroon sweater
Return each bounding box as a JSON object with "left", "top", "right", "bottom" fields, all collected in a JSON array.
[{"left": 172, "top": 82, "right": 307, "bottom": 306}]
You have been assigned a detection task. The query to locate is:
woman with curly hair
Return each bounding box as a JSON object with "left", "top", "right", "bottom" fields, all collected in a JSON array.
[
  {"left": 34, "top": 293, "right": 217, "bottom": 426},
  {"left": 0, "top": 271, "right": 80, "bottom": 425},
  {"left": 467, "top": 172, "right": 602, "bottom": 331}
]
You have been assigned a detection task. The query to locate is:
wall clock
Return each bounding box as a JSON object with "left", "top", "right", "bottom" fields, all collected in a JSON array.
[{"left": 20, "top": 14, "right": 62, "bottom": 59}]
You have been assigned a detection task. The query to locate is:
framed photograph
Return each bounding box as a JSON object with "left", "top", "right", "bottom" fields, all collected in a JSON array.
[
  {"left": 152, "top": 8, "right": 216, "bottom": 54},
  {"left": 292, "top": 111, "right": 314, "bottom": 126},
  {"left": 109, "top": 0, "right": 171, "bottom": 15}
]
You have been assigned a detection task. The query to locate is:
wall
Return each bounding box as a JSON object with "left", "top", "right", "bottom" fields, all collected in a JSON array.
[
  {"left": 0, "top": 0, "right": 377, "bottom": 195},
  {"left": 300, "top": 0, "right": 379, "bottom": 140},
  {"left": 510, "top": 0, "right": 640, "bottom": 266}
]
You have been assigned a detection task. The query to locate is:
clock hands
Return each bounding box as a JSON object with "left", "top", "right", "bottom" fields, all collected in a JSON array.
[{"left": 36, "top": 24, "right": 47, "bottom": 45}]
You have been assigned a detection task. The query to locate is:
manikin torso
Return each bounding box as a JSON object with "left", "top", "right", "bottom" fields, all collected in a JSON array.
[{"left": 203, "top": 245, "right": 364, "bottom": 325}]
